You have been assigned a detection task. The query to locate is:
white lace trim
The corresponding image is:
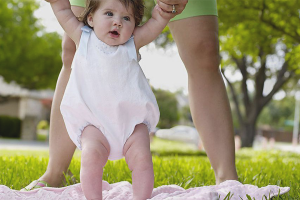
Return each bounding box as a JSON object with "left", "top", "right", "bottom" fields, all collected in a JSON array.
[
  {"left": 77, "top": 123, "right": 105, "bottom": 150},
  {"left": 95, "top": 39, "right": 118, "bottom": 55}
]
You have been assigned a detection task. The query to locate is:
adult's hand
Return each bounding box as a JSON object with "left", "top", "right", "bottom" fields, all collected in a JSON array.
[
  {"left": 45, "top": 0, "right": 58, "bottom": 3},
  {"left": 156, "top": 0, "right": 188, "bottom": 15}
]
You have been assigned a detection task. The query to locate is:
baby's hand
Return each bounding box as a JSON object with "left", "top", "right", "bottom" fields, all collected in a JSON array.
[{"left": 152, "top": 4, "right": 173, "bottom": 20}]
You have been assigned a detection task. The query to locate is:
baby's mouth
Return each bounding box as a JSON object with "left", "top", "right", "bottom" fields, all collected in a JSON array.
[{"left": 109, "top": 31, "right": 120, "bottom": 36}]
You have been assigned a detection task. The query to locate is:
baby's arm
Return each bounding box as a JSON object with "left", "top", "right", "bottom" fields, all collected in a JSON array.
[
  {"left": 46, "top": 0, "right": 83, "bottom": 45},
  {"left": 133, "top": 5, "right": 172, "bottom": 50}
]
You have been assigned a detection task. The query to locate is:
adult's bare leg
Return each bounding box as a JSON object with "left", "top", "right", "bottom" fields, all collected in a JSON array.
[
  {"left": 35, "top": 6, "right": 85, "bottom": 187},
  {"left": 169, "top": 16, "right": 238, "bottom": 184}
]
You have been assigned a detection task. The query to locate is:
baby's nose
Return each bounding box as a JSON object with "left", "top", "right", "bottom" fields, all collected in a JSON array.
[{"left": 113, "top": 19, "right": 122, "bottom": 27}]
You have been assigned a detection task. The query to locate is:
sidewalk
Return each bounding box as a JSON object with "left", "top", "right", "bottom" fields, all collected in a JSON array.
[
  {"left": 251, "top": 140, "right": 300, "bottom": 154},
  {"left": 1, "top": 138, "right": 300, "bottom": 154},
  {"left": 0, "top": 138, "right": 49, "bottom": 150},
  {"left": 273, "top": 142, "right": 300, "bottom": 154}
]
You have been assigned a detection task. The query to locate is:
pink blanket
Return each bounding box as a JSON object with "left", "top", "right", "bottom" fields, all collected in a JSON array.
[{"left": 0, "top": 180, "right": 290, "bottom": 200}]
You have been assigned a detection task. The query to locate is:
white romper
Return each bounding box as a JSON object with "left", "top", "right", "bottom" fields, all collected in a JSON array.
[{"left": 60, "top": 26, "right": 160, "bottom": 160}]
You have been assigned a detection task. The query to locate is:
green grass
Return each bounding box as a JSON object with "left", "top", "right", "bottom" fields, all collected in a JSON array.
[
  {"left": 0, "top": 137, "right": 299, "bottom": 199},
  {"left": 36, "top": 134, "right": 48, "bottom": 141}
]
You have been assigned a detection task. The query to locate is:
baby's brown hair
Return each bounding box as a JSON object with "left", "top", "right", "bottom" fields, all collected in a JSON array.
[{"left": 78, "top": 0, "right": 145, "bottom": 27}]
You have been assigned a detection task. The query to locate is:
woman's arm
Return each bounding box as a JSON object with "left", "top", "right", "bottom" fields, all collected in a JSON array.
[
  {"left": 46, "top": 0, "right": 83, "bottom": 45},
  {"left": 133, "top": 5, "right": 172, "bottom": 50}
]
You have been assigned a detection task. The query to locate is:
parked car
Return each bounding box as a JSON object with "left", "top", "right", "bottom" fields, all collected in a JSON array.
[{"left": 155, "top": 125, "right": 201, "bottom": 149}]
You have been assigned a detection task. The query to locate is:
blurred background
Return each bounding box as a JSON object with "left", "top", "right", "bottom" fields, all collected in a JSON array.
[{"left": 0, "top": 0, "right": 299, "bottom": 153}]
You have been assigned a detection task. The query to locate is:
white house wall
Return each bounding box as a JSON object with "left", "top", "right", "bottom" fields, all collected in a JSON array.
[{"left": 0, "top": 98, "right": 19, "bottom": 118}]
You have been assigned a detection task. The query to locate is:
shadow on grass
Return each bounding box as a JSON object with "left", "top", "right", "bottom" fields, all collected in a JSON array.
[{"left": 151, "top": 150, "right": 207, "bottom": 157}]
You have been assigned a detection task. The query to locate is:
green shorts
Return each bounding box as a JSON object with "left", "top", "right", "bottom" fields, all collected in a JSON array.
[{"left": 70, "top": 0, "right": 218, "bottom": 21}]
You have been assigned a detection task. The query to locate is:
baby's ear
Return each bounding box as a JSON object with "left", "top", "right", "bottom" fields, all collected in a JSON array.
[{"left": 87, "top": 14, "right": 94, "bottom": 27}]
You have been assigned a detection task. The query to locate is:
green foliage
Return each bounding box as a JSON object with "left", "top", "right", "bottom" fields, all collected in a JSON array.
[
  {"left": 37, "top": 120, "right": 49, "bottom": 130},
  {"left": 0, "top": 116, "right": 21, "bottom": 138},
  {"left": 142, "top": 0, "right": 173, "bottom": 48},
  {"left": 142, "top": 0, "right": 156, "bottom": 25},
  {"left": 0, "top": 0, "right": 62, "bottom": 89},
  {"left": 180, "top": 105, "right": 192, "bottom": 123},
  {"left": 258, "top": 96, "right": 295, "bottom": 131},
  {"left": 218, "top": 0, "right": 300, "bottom": 74},
  {"left": 153, "top": 88, "right": 180, "bottom": 128}
]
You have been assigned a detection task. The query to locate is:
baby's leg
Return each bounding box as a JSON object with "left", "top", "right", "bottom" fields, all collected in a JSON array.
[
  {"left": 80, "top": 125, "right": 110, "bottom": 200},
  {"left": 123, "top": 124, "right": 153, "bottom": 200}
]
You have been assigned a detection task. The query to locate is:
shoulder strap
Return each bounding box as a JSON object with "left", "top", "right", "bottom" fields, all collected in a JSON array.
[
  {"left": 125, "top": 36, "right": 139, "bottom": 61},
  {"left": 79, "top": 26, "right": 92, "bottom": 58}
]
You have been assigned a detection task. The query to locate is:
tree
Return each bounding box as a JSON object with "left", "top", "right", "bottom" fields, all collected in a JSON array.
[
  {"left": 152, "top": 88, "right": 179, "bottom": 128},
  {"left": 0, "top": 0, "right": 62, "bottom": 89},
  {"left": 258, "top": 96, "right": 295, "bottom": 131},
  {"left": 218, "top": 0, "right": 300, "bottom": 146}
]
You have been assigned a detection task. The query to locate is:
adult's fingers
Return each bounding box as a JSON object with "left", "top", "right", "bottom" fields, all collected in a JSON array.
[
  {"left": 156, "top": 0, "right": 188, "bottom": 15},
  {"left": 160, "top": 0, "right": 188, "bottom": 4},
  {"left": 45, "top": 0, "right": 58, "bottom": 3},
  {"left": 155, "top": 4, "right": 175, "bottom": 19}
]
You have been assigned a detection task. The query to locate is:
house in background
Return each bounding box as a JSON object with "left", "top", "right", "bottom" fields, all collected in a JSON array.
[
  {"left": 0, "top": 77, "right": 53, "bottom": 140},
  {"left": 176, "top": 92, "right": 193, "bottom": 126}
]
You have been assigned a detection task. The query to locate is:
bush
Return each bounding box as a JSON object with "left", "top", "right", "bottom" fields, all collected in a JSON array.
[
  {"left": 0, "top": 116, "right": 21, "bottom": 138},
  {"left": 37, "top": 120, "right": 49, "bottom": 130}
]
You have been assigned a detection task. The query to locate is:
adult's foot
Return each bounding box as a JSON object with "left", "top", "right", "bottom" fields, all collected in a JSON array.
[{"left": 21, "top": 170, "right": 76, "bottom": 191}]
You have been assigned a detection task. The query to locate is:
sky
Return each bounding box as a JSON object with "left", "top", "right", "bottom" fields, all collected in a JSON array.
[{"left": 34, "top": 1, "right": 189, "bottom": 94}]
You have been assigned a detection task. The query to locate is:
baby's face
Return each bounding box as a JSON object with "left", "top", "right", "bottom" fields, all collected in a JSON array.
[{"left": 87, "top": 0, "right": 136, "bottom": 46}]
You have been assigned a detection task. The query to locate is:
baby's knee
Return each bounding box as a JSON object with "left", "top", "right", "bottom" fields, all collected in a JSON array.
[
  {"left": 81, "top": 145, "right": 109, "bottom": 168},
  {"left": 127, "top": 149, "right": 153, "bottom": 171},
  {"left": 135, "top": 156, "right": 153, "bottom": 172},
  {"left": 61, "top": 33, "right": 76, "bottom": 69}
]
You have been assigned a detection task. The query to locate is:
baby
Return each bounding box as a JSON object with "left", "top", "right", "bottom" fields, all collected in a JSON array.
[{"left": 46, "top": 0, "right": 172, "bottom": 199}]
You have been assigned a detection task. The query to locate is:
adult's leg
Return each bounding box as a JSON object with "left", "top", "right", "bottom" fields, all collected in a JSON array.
[
  {"left": 123, "top": 124, "right": 154, "bottom": 200},
  {"left": 34, "top": 6, "right": 85, "bottom": 187},
  {"left": 168, "top": 16, "right": 238, "bottom": 184},
  {"left": 80, "top": 126, "right": 110, "bottom": 200}
]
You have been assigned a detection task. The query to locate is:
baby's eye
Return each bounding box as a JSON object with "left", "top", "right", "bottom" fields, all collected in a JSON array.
[
  {"left": 105, "top": 11, "right": 113, "bottom": 16},
  {"left": 123, "top": 16, "right": 130, "bottom": 21}
]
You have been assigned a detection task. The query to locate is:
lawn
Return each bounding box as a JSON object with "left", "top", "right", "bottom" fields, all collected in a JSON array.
[{"left": 0, "top": 137, "right": 299, "bottom": 199}]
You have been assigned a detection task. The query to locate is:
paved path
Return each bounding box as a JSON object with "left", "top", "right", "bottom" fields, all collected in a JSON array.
[
  {"left": 0, "top": 138, "right": 49, "bottom": 151},
  {"left": 273, "top": 143, "right": 300, "bottom": 154},
  {"left": 1, "top": 138, "right": 300, "bottom": 154}
]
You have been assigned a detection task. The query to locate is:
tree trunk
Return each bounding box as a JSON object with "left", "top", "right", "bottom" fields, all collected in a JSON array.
[{"left": 240, "top": 122, "right": 257, "bottom": 147}]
